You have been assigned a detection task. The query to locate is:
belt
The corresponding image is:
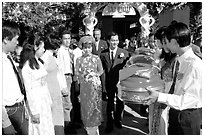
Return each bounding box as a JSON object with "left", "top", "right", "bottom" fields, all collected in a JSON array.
[
  {"left": 5, "top": 100, "right": 24, "bottom": 108},
  {"left": 65, "top": 73, "right": 72, "bottom": 76},
  {"left": 170, "top": 107, "right": 201, "bottom": 113},
  {"left": 182, "top": 108, "right": 201, "bottom": 112}
]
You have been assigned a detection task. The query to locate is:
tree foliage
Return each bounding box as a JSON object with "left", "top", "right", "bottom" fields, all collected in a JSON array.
[
  {"left": 2, "top": 2, "right": 201, "bottom": 43},
  {"left": 2, "top": 2, "right": 84, "bottom": 36},
  {"left": 144, "top": 2, "right": 202, "bottom": 42}
]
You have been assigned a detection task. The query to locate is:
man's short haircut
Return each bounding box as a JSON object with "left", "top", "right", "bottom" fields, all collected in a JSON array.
[
  {"left": 61, "top": 30, "right": 71, "bottom": 38},
  {"left": 2, "top": 21, "right": 20, "bottom": 41},
  {"left": 165, "top": 22, "right": 191, "bottom": 47},
  {"left": 44, "top": 33, "right": 61, "bottom": 50},
  {"left": 107, "top": 31, "right": 118, "bottom": 40},
  {"left": 154, "top": 26, "right": 167, "bottom": 45},
  {"left": 94, "top": 28, "right": 101, "bottom": 33}
]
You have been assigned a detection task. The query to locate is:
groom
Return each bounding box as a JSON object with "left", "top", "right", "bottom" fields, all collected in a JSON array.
[{"left": 100, "top": 32, "right": 129, "bottom": 133}]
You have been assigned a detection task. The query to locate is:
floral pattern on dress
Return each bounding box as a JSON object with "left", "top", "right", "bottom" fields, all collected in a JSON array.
[
  {"left": 150, "top": 60, "right": 175, "bottom": 135},
  {"left": 76, "top": 54, "right": 102, "bottom": 127}
]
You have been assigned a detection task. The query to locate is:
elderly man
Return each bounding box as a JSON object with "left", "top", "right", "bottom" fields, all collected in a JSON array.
[{"left": 93, "top": 28, "right": 108, "bottom": 56}]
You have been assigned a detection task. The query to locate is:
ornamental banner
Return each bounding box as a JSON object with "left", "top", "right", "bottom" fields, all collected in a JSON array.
[{"left": 102, "top": 3, "right": 136, "bottom": 17}]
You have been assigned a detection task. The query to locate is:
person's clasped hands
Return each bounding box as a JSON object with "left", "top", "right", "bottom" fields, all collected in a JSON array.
[
  {"left": 31, "top": 114, "right": 40, "bottom": 124},
  {"left": 61, "top": 87, "right": 69, "bottom": 97}
]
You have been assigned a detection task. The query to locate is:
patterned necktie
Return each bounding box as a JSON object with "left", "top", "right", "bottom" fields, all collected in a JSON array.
[
  {"left": 160, "top": 60, "right": 180, "bottom": 109},
  {"left": 67, "top": 49, "right": 74, "bottom": 75},
  {"left": 168, "top": 60, "right": 180, "bottom": 94},
  {"left": 38, "top": 58, "right": 44, "bottom": 64},
  {"left": 7, "top": 54, "right": 26, "bottom": 100}
]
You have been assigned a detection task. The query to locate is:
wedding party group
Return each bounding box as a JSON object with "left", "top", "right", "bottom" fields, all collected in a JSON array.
[{"left": 2, "top": 18, "right": 202, "bottom": 135}]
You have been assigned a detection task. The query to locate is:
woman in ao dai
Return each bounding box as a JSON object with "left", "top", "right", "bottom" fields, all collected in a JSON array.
[
  {"left": 41, "top": 34, "right": 66, "bottom": 135},
  {"left": 20, "top": 35, "right": 54, "bottom": 135},
  {"left": 75, "top": 36, "right": 103, "bottom": 135},
  {"left": 149, "top": 27, "right": 177, "bottom": 135}
]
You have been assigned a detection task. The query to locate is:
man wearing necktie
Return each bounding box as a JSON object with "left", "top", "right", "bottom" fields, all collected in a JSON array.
[
  {"left": 92, "top": 28, "right": 108, "bottom": 56},
  {"left": 2, "top": 21, "right": 28, "bottom": 135},
  {"left": 100, "top": 32, "right": 129, "bottom": 133},
  {"left": 144, "top": 22, "right": 202, "bottom": 135}
]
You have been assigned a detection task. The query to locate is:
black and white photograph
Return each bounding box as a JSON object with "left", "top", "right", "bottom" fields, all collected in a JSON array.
[{"left": 1, "top": 0, "right": 203, "bottom": 135}]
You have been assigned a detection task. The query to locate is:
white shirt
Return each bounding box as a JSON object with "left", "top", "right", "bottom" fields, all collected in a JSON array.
[
  {"left": 57, "top": 45, "right": 73, "bottom": 75},
  {"left": 109, "top": 47, "right": 118, "bottom": 60},
  {"left": 95, "top": 41, "right": 99, "bottom": 51},
  {"left": 42, "top": 50, "right": 68, "bottom": 91},
  {"left": 72, "top": 47, "right": 83, "bottom": 67},
  {"left": 158, "top": 48, "right": 203, "bottom": 110},
  {"left": 2, "top": 52, "right": 24, "bottom": 106}
]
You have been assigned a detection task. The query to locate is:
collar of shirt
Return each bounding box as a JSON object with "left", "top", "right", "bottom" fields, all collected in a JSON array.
[
  {"left": 2, "top": 52, "right": 8, "bottom": 61},
  {"left": 95, "top": 41, "right": 99, "bottom": 44},
  {"left": 96, "top": 41, "right": 99, "bottom": 46},
  {"left": 4, "top": 52, "right": 16, "bottom": 65},
  {"left": 61, "top": 45, "right": 69, "bottom": 50},
  {"left": 109, "top": 47, "right": 118, "bottom": 55},
  {"left": 177, "top": 47, "right": 193, "bottom": 63}
]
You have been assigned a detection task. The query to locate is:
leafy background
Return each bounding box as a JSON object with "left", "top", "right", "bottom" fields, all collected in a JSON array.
[{"left": 2, "top": 2, "right": 202, "bottom": 47}]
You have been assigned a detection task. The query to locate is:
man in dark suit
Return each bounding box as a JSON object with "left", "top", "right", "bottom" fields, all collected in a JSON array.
[
  {"left": 100, "top": 32, "right": 129, "bottom": 133},
  {"left": 93, "top": 28, "right": 108, "bottom": 56}
]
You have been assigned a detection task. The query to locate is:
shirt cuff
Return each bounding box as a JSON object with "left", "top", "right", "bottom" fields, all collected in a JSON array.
[
  {"left": 158, "top": 92, "right": 169, "bottom": 103},
  {"left": 2, "top": 117, "right": 12, "bottom": 128}
]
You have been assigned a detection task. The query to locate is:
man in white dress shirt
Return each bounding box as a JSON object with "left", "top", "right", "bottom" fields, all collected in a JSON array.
[
  {"left": 71, "top": 38, "right": 83, "bottom": 127},
  {"left": 144, "top": 22, "right": 202, "bottom": 135},
  {"left": 57, "top": 30, "right": 76, "bottom": 133},
  {"left": 2, "top": 21, "right": 28, "bottom": 135}
]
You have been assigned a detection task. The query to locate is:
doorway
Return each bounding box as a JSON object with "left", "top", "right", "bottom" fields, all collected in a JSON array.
[{"left": 113, "top": 18, "right": 140, "bottom": 41}]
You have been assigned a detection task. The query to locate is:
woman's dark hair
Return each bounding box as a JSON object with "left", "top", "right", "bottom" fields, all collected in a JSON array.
[
  {"left": 160, "top": 49, "right": 177, "bottom": 63},
  {"left": 154, "top": 26, "right": 167, "bottom": 45},
  {"left": 19, "top": 34, "right": 44, "bottom": 69},
  {"left": 165, "top": 22, "right": 191, "bottom": 47},
  {"left": 44, "top": 33, "right": 61, "bottom": 50}
]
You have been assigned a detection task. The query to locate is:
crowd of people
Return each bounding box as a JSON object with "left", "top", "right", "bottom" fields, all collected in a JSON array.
[{"left": 2, "top": 19, "right": 202, "bottom": 135}]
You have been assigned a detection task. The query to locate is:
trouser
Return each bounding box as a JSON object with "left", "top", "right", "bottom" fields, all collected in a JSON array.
[
  {"left": 64, "top": 75, "right": 73, "bottom": 122},
  {"left": 5, "top": 102, "right": 28, "bottom": 135},
  {"left": 106, "top": 87, "right": 124, "bottom": 125},
  {"left": 168, "top": 108, "right": 201, "bottom": 135},
  {"left": 54, "top": 125, "right": 64, "bottom": 135},
  {"left": 70, "top": 81, "right": 81, "bottom": 124},
  {"left": 85, "top": 126, "right": 99, "bottom": 135}
]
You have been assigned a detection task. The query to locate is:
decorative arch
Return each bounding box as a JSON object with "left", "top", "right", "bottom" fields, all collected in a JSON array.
[
  {"left": 83, "top": 2, "right": 155, "bottom": 38},
  {"left": 131, "top": 3, "right": 155, "bottom": 38}
]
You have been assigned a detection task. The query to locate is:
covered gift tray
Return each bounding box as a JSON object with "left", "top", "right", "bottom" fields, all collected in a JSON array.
[
  {"left": 120, "top": 85, "right": 164, "bottom": 104},
  {"left": 119, "top": 53, "right": 164, "bottom": 104}
]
